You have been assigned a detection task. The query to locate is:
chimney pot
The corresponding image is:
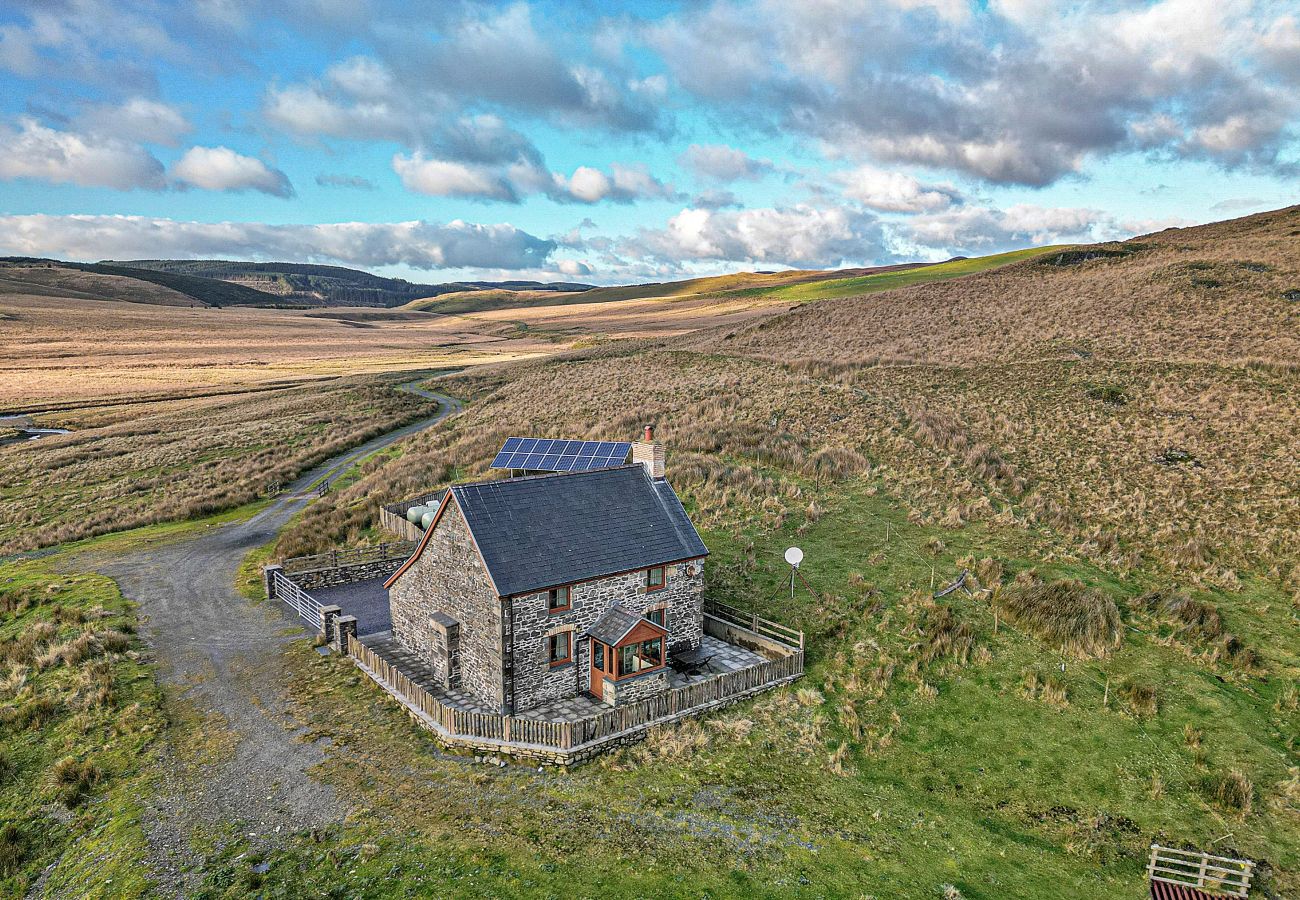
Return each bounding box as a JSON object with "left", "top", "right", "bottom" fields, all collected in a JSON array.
[{"left": 632, "top": 425, "right": 665, "bottom": 478}]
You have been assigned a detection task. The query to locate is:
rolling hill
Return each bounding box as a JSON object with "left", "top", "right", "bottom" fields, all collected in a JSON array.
[
  {"left": 0, "top": 258, "right": 275, "bottom": 307},
  {"left": 702, "top": 208, "right": 1300, "bottom": 366},
  {"left": 107, "top": 259, "right": 593, "bottom": 307},
  {"left": 275, "top": 205, "right": 1299, "bottom": 896},
  {"left": 400, "top": 254, "right": 1057, "bottom": 314}
]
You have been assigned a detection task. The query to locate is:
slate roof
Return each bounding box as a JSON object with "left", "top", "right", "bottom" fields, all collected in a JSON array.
[
  {"left": 586, "top": 603, "right": 666, "bottom": 645},
  {"left": 446, "top": 464, "right": 708, "bottom": 598}
]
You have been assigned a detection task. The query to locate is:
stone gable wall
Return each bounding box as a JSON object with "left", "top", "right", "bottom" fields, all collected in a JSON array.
[
  {"left": 389, "top": 502, "right": 504, "bottom": 710},
  {"left": 509, "top": 559, "right": 704, "bottom": 713}
]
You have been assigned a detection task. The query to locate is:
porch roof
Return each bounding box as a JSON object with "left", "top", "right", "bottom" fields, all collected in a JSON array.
[{"left": 587, "top": 603, "right": 667, "bottom": 646}]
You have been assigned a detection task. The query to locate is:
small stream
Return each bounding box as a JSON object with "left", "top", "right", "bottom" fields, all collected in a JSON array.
[{"left": 0, "top": 426, "right": 71, "bottom": 446}]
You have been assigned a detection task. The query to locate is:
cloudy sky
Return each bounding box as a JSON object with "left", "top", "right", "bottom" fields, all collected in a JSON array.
[{"left": 1, "top": 0, "right": 1297, "bottom": 284}]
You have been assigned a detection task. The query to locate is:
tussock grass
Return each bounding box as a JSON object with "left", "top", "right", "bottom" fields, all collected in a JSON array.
[
  {"left": 49, "top": 755, "right": 103, "bottom": 806},
  {"left": 1202, "top": 769, "right": 1254, "bottom": 816},
  {"left": 0, "top": 822, "right": 24, "bottom": 876},
  {"left": 0, "top": 561, "right": 163, "bottom": 891},
  {"left": 994, "top": 580, "right": 1122, "bottom": 658},
  {"left": 1138, "top": 590, "right": 1222, "bottom": 639},
  {"left": 1118, "top": 680, "right": 1158, "bottom": 720}
]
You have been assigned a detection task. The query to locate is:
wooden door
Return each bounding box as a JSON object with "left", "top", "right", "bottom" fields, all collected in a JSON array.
[{"left": 589, "top": 639, "right": 608, "bottom": 698}]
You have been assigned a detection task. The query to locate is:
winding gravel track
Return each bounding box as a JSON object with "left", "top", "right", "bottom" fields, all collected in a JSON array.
[{"left": 62, "top": 381, "right": 461, "bottom": 896}]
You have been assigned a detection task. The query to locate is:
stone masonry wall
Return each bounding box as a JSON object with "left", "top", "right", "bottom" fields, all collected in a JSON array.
[
  {"left": 604, "top": 669, "right": 669, "bottom": 705},
  {"left": 509, "top": 559, "right": 704, "bottom": 713},
  {"left": 389, "top": 503, "right": 504, "bottom": 711},
  {"left": 288, "top": 558, "right": 405, "bottom": 591}
]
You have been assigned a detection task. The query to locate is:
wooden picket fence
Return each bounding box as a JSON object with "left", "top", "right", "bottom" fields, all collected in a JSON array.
[{"left": 346, "top": 633, "right": 803, "bottom": 753}]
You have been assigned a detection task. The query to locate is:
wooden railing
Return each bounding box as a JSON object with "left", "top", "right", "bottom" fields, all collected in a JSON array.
[
  {"left": 705, "top": 598, "right": 804, "bottom": 649},
  {"left": 1147, "top": 844, "right": 1254, "bottom": 898},
  {"left": 281, "top": 541, "right": 415, "bottom": 575},
  {"left": 272, "top": 569, "right": 323, "bottom": 629},
  {"left": 346, "top": 634, "right": 804, "bottom": 753}
]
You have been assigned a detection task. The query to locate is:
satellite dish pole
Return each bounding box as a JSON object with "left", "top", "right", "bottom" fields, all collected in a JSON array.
[{"left": 784, "top": 546, "right": 804, "bottom": 600}]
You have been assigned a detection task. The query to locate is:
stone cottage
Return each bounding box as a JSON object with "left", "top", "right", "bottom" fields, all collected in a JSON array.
[{"left": 383, "top": 432, "right": 709, "bottom": 715}]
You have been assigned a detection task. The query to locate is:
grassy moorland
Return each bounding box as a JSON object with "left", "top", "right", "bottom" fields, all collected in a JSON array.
[
  {"left": 0, "top": 551, "right": 163, "bottom": 898},
  {"left": 2, "top": 206, "right": 1296, "bottom": 897},
  {"left": 269, "top": 207, "right": 1300, "bottom": 896},
  {"left": 0, "top": 376, "right": 441, "bottom": 555},
  {"left": 401, "top": 251, "right": 1049, "bottom": 315}
]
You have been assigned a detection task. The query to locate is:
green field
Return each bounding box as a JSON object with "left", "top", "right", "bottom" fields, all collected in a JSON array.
[
  {"left": 727, "top": 246, "right": 1068, "bottom": 303},
  {"left": 174, "top": 473, "right": 1298, "bottom": 898},
  {"left": 404, "top": 248, "right": 1064, "bottom": 316}
]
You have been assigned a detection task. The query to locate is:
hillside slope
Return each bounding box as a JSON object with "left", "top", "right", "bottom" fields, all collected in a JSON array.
[
  {"left": 0, "top": 258, "right": 278, "bottom": 307},
  {"left": 112, "top": 259, "right": 592, "bottom": 307},
  {"left": 276, "top": 205, "right": 1300, "bottom": 897},
  {"left": 0, "top": 262, "right": 203, "bottom": 307},
  {"left": 401, "top": 254, "right": 1052, "bottom": 315},
  {"left": 701, "top": 206, "right": 1300, "bottom": 366}
]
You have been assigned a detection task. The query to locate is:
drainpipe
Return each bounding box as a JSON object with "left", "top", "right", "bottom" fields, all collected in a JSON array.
[{"left": 500, "top": 595, "right": 515, "bottom": 716}]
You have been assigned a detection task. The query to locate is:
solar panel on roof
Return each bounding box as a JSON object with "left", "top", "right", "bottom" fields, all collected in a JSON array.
[{"left": 491, "top": 437, "right": 633, "bottom": 472}]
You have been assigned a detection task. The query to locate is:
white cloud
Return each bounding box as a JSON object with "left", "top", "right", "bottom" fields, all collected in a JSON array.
[
  {"left": 555, "top": 258, "right": 593, "bottom": 277},
  {"left": 392, "top": 153, "right": 517, "bottom": 201},
  {"left": 648, "top": 0, "right": 1300, "bottom": 184},
  {"left": 0, "top": 117, "right": 165, "bottom": 190},
  {"left": 393, "top": 153, "right": 676, "bottom": 205},
  {"left": 551, "top": 163, "right": 678, "bottom": 204},
  {"left": 833, "top": 164, "right": 963, "bottom": 212},
  {"left": 0, "top": 214, "right": 556, "bottom": 271},
  {"left": 679, "top": 143, "right": 773, "bottom": 182},
  {"left": 79, "top": 97, "right": 191, "bottom": 146},
  {"left": 901, "top": 204, "right": 1113, "bottom": 253},
  {"left": 624, "top": 202, "right": 886, "bottom": 268},
  {"left": 171, "top": 146, "right": 294, "bottom": 197}
]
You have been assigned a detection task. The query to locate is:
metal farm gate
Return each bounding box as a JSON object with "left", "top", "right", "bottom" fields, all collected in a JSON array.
[{"left": 271, "top": 569, "right": 323, "bottom": 630}]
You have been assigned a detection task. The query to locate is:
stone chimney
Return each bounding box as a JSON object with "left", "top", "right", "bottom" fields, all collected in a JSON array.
[{"left": 631, "top": 424, "right": 665, "bottom": 479}]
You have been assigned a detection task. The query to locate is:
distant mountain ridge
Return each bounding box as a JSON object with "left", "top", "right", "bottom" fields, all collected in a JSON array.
[{"left": 104, "top": 259, "right": 594, "bottom": 308}]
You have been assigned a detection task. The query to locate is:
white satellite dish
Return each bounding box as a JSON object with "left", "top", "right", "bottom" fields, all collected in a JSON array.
[{"left": 784, "top": 546, "right": 804, "bottom": 568}]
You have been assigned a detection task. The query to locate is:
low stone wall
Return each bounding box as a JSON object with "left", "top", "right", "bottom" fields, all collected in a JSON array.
[
  {"left": 286, "top": 558, "right": 405, "bottom": 591},
  {"left": 703, "top": 614, "right": 799, "bottom": 659}
]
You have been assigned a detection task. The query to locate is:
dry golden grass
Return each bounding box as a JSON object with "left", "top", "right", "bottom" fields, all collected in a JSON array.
[
  {"left": 0, "top": 376, "right": 436, "bottom": 553},
  {"left": 0, "top": 265, "right": 199, "bottom": 307},
  {"left": 701, "top": 205, "right": 1300, "bottom": 367},
  {"left": 0, "top": 292, "right": 548, "bottom": 408}
]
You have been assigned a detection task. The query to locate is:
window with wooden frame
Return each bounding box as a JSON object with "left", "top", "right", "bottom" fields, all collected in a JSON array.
[
  {"left": 547, "top": 585, "right": 571, "bottom": 613},
  {"left": 617, "top": 637, "right": 663, "bottom": 676},
  {"left": 646, "top": 605, "right": 667, "bottom": 628},
  {"left": 547, "top": 631, "right": 572, "bottom": 666},
  {"left": 645, "top": 566, "right": 666, "bottom": 592}
]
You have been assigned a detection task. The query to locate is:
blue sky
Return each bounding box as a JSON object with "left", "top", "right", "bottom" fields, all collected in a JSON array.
[{"left": 0, "top": 0, "right": 1297, "bottom": 285}]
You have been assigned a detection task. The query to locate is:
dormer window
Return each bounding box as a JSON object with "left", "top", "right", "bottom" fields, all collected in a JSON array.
[
  {"left": 547, "top": 586, "right": 571, "bottom": 612},
  {"left": 646, "top": 566, "right": 665, "bottom": 592}
]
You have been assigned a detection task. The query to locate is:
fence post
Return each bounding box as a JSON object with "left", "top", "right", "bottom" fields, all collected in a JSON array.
[
  {"left": 319, "top": 605, "right": 342, "bottom": 644},
  {"left": 263, "top": 564, "right": 283, "bottom": 600},
  {"left": 335, "top": 615, "right": 358, "bottom": 652}
]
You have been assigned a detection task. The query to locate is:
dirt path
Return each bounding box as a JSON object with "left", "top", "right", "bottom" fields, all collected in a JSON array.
[{"left": 61, "top": 382, "right": 461, "bottom": 897}]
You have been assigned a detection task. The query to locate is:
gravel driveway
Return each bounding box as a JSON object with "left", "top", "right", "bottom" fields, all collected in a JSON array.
[{"left": 61, "top": 383, "right": 460, "bottom": 897}]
